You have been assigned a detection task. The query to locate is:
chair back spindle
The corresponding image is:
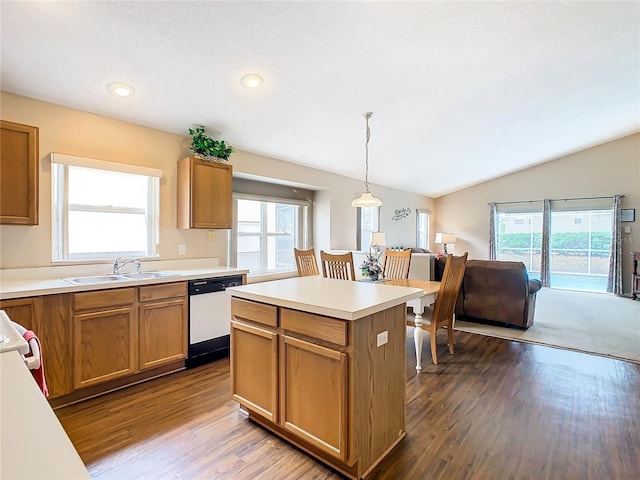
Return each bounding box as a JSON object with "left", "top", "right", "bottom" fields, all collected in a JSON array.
[
  {"left": 294, "top": 247, "right": 319, "bottom": 276},
  {"left": 320, "top": 251, "right": 356, "bottom": 281},
  {"left": 382, "top": 249, "right": 412, "bottom": 280}
]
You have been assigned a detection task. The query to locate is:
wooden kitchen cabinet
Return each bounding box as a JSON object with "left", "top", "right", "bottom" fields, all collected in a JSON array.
[
  {"left": 230, "top": 292, "right": 408, "bottom": 479},
  {"left": 38, "top": 294, "right": 74, "bottom": 397},
  {"left": 0, "top": 295, "right": 73, "bottom": 399},
  {"left": 230, "top": 298, "right": 279, "bottom": 422},
  {"left": 73, "top": 288, "right": 137, "bottom": 389},
  {"left": 230, "top": 320, "right": 279, "bottom": 422},
  {"left": 230, "top": 298, "right": 350, "bottom": 463},
  {"left": 138, "top": 282, "right": 187, "bottom": 370},
  {"left": 0, "top": 297, "right": 38, "bottom": 330},
  {"left": 281, "top": 335, "right": 348, "bottom": 460},
  {"left": 2, "top": 281, "right": 191, "bottom": 405},
  {"left": 0, "top": 120, "right": 39, "bottom": 225},
  {"left": 177, "top": 156, "right": 232, "bottom": 229}
]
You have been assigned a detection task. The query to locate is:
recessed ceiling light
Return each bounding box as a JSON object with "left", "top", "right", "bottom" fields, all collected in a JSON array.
[
  {"left": 107, "top": 82, "right": 135, "bottom": 97},
  {"left": 241, "top": 74, "right": 263, "bottom": 89}
]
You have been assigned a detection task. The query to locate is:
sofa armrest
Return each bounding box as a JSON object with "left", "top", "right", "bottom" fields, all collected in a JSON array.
[{"left": 529, "top": 279, "right": 542, "bottom": 295}]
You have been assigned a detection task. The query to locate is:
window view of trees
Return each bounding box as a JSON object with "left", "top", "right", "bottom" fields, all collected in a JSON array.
[
  {"left": 497, "top": 210, "right": 612, "bottom": 291},
  {"left": 496, "top": 212, "right": 542, "bottom": 279}
]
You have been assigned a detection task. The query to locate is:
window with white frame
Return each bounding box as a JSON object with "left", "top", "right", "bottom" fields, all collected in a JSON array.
[
  {"left": 416, "top": 209, "right": 431, "bottom": 249},
  {"left": 51, "top": 153, "right": 160, "bottom": 261},
  {"left": 495, "top": 210, "right": 543, "bottom": 279},
  {"left": 357, "top": 206, "right": 380, "bottom": 251},
  {"left": 231, "top": 194, "right": 311, "bottom": 275}
]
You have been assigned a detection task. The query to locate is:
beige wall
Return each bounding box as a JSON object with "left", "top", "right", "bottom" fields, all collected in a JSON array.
[
  {"left": 434, "top": 132, "right": 640, "bottom": 294},
  {"left": 0, "top": 92, "right": 435, "bottom": 269}
]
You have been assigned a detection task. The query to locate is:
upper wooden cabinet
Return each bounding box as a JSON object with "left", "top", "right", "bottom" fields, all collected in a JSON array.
[
  {"left": 177, "top": 156, "right": 232, "bottom": 229},
  {"left": 0, "top": 120, "right": 39, "bottom": 225}
]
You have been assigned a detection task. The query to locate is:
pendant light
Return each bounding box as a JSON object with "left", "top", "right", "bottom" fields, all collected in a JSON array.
[{"left": 351, "top": 112, "right": 382, "bottom": 207}]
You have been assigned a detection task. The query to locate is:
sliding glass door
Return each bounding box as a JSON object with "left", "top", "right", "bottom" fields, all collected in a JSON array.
[
  {"left": 495, "top": 206, "right": 612, "bottom": 292},
  {"left": 496, "top": 212, "right": 543, "bottom": 280},
  {"left": 549, "top": 209, "right": 612, "bottom": 292}
]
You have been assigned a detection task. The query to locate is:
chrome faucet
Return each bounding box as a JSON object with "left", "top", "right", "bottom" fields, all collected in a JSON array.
[{"left": 113, "top": 257, "right": 142, "bottom": 275}]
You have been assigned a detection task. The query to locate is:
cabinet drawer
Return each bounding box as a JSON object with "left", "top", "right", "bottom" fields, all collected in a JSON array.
[
  {"left": 74, "top": 288, "right": 136, "bottom": 311},
  {"left": 281, "top": 308, "right": 347, "bottom": 347},
  {"left": 139, "top": 282, "right": 187, "bottom": 302},
  {"left": 231, "top": 298, "right": 278, "bottom": 327}
]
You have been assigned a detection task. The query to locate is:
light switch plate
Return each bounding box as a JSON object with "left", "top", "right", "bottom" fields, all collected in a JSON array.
[
  {"left": 377, "top": 331, "right": 388, "bottom": 347},
  {"left": 624, "top": 226, "right": 631, "bottom": 234}
]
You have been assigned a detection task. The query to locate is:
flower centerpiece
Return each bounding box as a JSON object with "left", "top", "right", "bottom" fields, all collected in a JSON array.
[{"left": 361, "top": 248, "right": 383, "bottom": 281}]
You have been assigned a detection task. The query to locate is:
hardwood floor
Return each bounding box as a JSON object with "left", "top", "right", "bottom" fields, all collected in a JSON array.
[{"left": 56, "top": 330, "right": 640, "bottom": 480}]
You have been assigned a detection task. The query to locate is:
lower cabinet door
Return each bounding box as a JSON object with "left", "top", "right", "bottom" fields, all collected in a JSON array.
[
  {"left": 74, "top": 307, "right": 137, "bottom": 389},
  {"left": 280, "top": 335, "right": 348, "bottom": 461},
  {"left": 230, "top": 320, "right": 278, "bottom": 422},
  {"left": 138, "top": 298, "right": 187, "bottom": 370}
]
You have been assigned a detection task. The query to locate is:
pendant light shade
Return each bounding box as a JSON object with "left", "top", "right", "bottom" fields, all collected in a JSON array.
[
  {"left": 352, "top": 112, "right": 382, "bottom": 208},
  {"left": 351, "top": 191, "right": 382, "bottom": 207}
]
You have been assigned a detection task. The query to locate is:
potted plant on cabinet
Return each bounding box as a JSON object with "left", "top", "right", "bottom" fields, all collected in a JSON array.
[{"left": 188, "top": 126, "right": 234, "bottom": 161}]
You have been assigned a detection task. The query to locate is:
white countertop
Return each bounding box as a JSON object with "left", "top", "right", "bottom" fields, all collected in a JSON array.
[
  {"left": 226, "top": 276, "right": 423, "bottom": 320},
  {"left": 0, "top": 350, "right": 90, "bottom": 480},
  {"left": 0, "top": 259, "right": 248, "bottom": 300}
]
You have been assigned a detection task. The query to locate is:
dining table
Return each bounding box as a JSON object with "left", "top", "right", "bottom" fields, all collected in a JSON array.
[{"left": 384, "top": 278, "right": 441, "bottom": 372}]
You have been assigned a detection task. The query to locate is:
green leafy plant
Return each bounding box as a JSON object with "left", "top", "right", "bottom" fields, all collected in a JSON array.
[{"left": 188, "top": 126, "right": 234, "bottom": 161}]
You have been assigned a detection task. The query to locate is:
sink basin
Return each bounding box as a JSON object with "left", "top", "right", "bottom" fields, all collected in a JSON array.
[
  {"left": 63, "top": 272, "right": 181, "bottom": 285},
  {"left": 121, "top": 271, "right": 180, "bottom": 280},
  {"left": 63, "top": 275, "right": 128, "bottom": 285}
]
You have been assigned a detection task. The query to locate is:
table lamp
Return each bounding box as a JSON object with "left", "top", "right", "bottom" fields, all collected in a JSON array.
[
  {"left": 435, "top": 232, "right": 456, "bottom": 254},
  {"left": 370, "top": 232, "right": 386, "bottom": 256}
]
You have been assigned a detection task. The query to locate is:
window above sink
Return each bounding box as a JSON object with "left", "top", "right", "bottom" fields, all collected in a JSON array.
[{"left": 51, "top": 153, "right": 161, "bottom": 262}]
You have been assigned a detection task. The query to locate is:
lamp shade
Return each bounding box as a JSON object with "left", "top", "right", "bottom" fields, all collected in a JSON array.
[
  {"left": 371, "top": 232, "right": 387, "bottom": 247},
  {"left": 351, "top": 191, "right": 383, "bottom": 207},
  {"left": 435, "top": 233, "right": 456, "bottom": 244}
]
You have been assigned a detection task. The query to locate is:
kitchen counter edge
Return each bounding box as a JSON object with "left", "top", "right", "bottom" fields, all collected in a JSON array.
[
  {"left": 226, "top": 277, "right": 423, "bottom": 321},
  {"left": 0, "top": 268, "right": 249, "bottom": 300}
]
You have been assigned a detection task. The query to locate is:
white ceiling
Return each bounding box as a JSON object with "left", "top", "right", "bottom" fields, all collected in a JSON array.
[{"left": 1, "top": 1, "right": 639, "bottom": 197}]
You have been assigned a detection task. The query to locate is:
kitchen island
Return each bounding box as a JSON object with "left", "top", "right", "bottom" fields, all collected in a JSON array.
[{"left": 226, "top": 276, "right": 423, "bottom": 480}]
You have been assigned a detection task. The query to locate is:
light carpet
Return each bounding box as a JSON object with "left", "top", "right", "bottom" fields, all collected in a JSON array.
[{"left": 454, "top": 288, "right": 640, "bottom": 364}]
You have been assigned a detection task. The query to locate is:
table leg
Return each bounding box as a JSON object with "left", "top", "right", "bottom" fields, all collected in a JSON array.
[{"left": 413, "top": 310, "right": 424, "bottom": 373}]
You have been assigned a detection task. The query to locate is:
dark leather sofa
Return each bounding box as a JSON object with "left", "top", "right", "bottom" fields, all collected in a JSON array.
[{"left": 435, "top": 257, "right": 543, "bottom": 329}]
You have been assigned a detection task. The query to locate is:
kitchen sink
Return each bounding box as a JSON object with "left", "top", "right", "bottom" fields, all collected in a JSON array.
[
  {"left": 63, "top": 275, "right": 128, "bottom": 285},
  {"left": 63, "top": 271, "right": 180, "bottom": 285},
  {"left": 121, "top": 271, "right": 181, "bottom": 280}
]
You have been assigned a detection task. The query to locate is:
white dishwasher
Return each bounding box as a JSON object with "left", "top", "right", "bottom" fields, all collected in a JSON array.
[{"left": 186, "top": 275, "right": 243, "bottom": 368}]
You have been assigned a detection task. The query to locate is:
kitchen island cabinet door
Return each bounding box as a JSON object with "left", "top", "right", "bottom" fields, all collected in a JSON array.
[
  {"left": 280, "top": 335, "right": 348, "bottom": 462},
  {"left": 73, "top": 306, "right": 137, "bottom": 389},
  {"left": 138, "top": 297, "right": 187, "bottom": 370},
  {"left": 230, "top": 320, "right": 278, "bottom": 422}
]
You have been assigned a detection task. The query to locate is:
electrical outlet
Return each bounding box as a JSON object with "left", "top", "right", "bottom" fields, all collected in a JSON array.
[
  {"left": 377, "top": 331, "right": 388, "bottom": 347},
  {"left": 178, "top": 244, "right": 186, "bottom": 256},
  {"left": 208, "top": 230, "right": 216, "bottom": 242}
]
